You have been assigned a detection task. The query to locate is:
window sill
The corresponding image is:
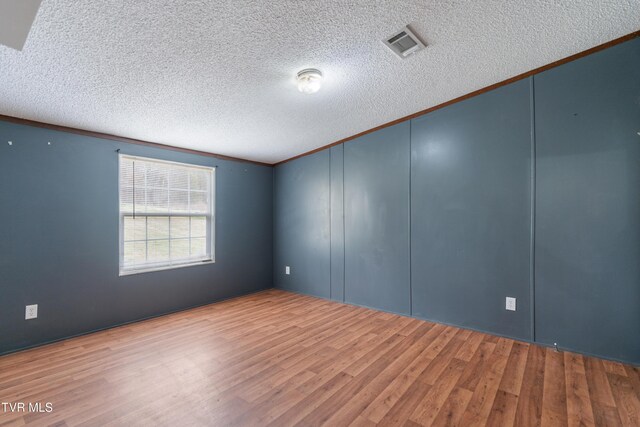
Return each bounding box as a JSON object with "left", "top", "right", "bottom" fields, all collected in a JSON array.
[{"left": 119, "top": 259, "right": 214, "bottom": 276}]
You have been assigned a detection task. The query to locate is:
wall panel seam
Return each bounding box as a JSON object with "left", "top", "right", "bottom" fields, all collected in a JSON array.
[
  {"left": 529, "top": 75, "right": 537, "bottom": 342},
  {"left": 329, "top": 150, "right": 332, "bottom": 300},
  {"left": 409, "top": 120, "right": 413, "bottom": 316},
  {"left": 342, "top": 145, "right": 346, "bottom": 302}
]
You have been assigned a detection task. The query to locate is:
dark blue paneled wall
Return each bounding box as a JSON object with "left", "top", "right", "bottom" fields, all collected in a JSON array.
[
  {"left": 330, "top": 145, "right": 345, "bottom": 302},
  {"left": 274, "top": 37, "right": 640, "bottom": 364},
  {"left": 344, "top": 123, "right": 411, "bottom": 314},
  {"left": 273, "top": 150, "right": 330, "bottom": 298},
  {"left": 0, "top": 122, "right": 273, "bottom": 354},
  {"left": 411, "top": 80, "right": 532, "bottom": 340},
  {"left": 534, "top": 39, "right": 640, "bottom": 363}
]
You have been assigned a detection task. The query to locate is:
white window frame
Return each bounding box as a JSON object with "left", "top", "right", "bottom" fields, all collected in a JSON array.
[{"left": 118, "top": 154, "right": 216, "bottom": 276}]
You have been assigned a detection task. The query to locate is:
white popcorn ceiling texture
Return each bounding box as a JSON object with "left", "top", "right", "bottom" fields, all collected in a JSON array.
[{"left": 0, "top": 1, "right": 639, "bottom": 164}]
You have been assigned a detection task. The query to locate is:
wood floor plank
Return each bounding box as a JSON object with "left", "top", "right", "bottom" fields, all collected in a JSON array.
[
  {"left": 459, "top": 338, "right": 514, "bottom": 426},
  {"left": 296, "top": 325, "right": 434, "bottom": 426},
  {"left": 377, "top": 380, "right": 432, "bottom": 426},
  {"left": 623, "top": 365, "right": 640, "bottom": 402},
  {"left": 454, "top": 331, "right": 486, "bottom": 362},
  {"left": 499, "top": 341, "right": 529, "bottom": 396},
  {"left": 541, "top": 348, "right": 569, "bottom": 426},
  {"left": 603, "top": 360, "right": 629, "bottom": 377},
  {"left": 608, "top": 372, "right": 640, "bottom": 427},
  {"left": 409, "top": 358, "right": 467, "bottom": 426},
  {"left": 565, "top": 352, "right": 596, "bottom": 427},
  {"left": 456, "top": 340, "right": 497, "bottom": 392},
  {"left": 430, "top": 386, "right": 474, "bottom": 427},
  {"left": 486, "top": 390, "right": 519, "bottom": 427},
  {"left": 514, "top": 343, "right": 545, "bottom": 426},
  {"left": 263, "top": 371, "right": 354, "bottom": 427},
  {"left": 585, "top": 356, "right": 623, "bottom": 426},
  {"left": 320, "top": 324, "right": 435, "bottom": 426},
  {"left": 0, "top": 289, "right": 637, "bottom": 427},
  {"left": 358, "top": 327, "right": 445, "bottom": 423},
  {"left": 584, "top": 357, "right": 616, "bottom": 407}
]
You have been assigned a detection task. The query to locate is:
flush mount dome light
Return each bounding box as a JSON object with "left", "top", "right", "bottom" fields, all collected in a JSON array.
[{"left": 296, "top": 68, "right": 323, "bottom": 94}]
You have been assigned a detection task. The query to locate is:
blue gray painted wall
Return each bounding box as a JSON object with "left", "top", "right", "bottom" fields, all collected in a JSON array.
[
  {"left": 411, "top": 79, "right": 532, "bottom": 341},
  {"left": 330, "top": 145, "right": 345, "bottom": 302},
  {"left": 273, "top": 150, "right": 330, "bottom": 298},
  {"left": 274, "top": 37, "right": 640, "bottom": 364},
  {"left": 0, "top": 121, "right": 273, "bottom": 355},
  {"left": 344, "top": 123, "right": 411, "bottom": 315},
  {"left": 534, "top": 38, "right": 640, "bottom": 363}
]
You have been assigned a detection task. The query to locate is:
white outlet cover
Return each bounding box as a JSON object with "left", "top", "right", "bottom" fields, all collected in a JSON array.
[
  {"left": 505, "top": 297, "right": 516, "bottom": 311},
  {"left": 25, "top": 304, "right": 38, "bottom": 319},
  {"left": 285, "top": 266, "right": 290, "bottom": 275}
]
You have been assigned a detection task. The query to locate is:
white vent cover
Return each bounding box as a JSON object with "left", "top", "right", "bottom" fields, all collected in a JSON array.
[{"left": 383, "top": 26, "right": 426, "bottom": 59}]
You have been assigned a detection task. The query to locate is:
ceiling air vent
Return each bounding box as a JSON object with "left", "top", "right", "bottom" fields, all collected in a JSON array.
[{"left": 383, "top": 26, "right": 426, "bottom": 59}]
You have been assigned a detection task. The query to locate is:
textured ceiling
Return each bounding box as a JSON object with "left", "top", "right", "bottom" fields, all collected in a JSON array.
[{"left": 0, "top": 1, "right": 639, "bottom": 164}]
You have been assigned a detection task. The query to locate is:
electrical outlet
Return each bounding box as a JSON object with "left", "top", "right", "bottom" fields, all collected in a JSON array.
[
  {"left": 285, "top": 266, "right": 290, "bottom": 275},
  {"left": 25, "top": 304, "right": 38, "bottom": 320},
  {"left": 505, "top": 297, "right": 516, "bottom": 311}
]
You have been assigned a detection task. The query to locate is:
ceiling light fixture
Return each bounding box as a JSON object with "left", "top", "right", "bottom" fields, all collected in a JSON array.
[{"left": 296, "top": 69, "right": 323, "bottom": 94}]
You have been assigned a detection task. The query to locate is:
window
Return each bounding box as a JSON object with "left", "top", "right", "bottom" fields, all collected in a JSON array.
[{"left": 119, "top": 155, "right": 215, "bottom": 275}]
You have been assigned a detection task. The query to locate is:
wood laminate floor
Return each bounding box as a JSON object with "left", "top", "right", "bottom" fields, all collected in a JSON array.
[{"left": 0, "top": 289, "right": 639, "bottom": 426}]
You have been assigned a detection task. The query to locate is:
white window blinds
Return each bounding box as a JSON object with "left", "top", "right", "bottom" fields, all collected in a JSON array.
[{"left": 119, "top": 155, "right": 215, "bottom": 274}]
